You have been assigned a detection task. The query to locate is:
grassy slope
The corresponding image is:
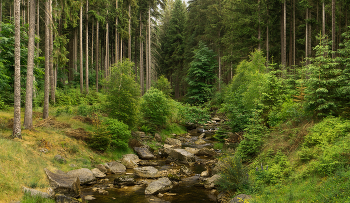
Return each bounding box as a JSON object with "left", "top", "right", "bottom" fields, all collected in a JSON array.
[
  {"left": 246, "top": 120, "right": 350, "bottom": 202},
  {"left": 0, "top": 108, "right": 131, "bottom": 203}
]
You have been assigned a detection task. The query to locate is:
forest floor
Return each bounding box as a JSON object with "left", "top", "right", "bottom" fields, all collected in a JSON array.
[{"left": 0, "top": 108, "right": 131, "bottom": 203}]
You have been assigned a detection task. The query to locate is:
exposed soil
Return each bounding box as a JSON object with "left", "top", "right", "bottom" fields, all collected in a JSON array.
[
  {"left": 73, "top": 116, "right": 94, "bottom": 125},
  {"left": 65, "top": 128, "right": 91, "bottom": 141},
  {"left": 34, "top": 117, "right": 72, "bottom": 129}
]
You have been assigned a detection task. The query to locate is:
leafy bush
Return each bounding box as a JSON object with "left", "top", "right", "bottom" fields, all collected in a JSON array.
[
  {"left": 153, "top": 75, "right": 173, "bottom": 97},
  {"left": 104, "top": 60, "right": 140, "bottom": 128},
  {"left": 178, "top": 103, "right": 210, "bottom": 125},
  {"left": 140, "top": 88, "right": 170, "bottom": 129},
  {"left": 268, "top": 99, "right": 305, "bottom": 127},
  {"left": 217, "top": 153, "right": 249, "bottom": 192},
  {"left": 89, "top": 119, "right": 131, "bottom": 152}
]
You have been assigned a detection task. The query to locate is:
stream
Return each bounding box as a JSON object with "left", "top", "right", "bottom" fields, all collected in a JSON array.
[{"left": 80, "top": 119, "right": 224, "bottom": 203}]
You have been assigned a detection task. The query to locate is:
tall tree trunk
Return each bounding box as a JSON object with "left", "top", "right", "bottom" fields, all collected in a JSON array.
[
  {"left": 115, "top": 0, "right": 118, "bottom": 63},
  {"left": 283, "top": 0, "right": 286, "bottom": 67},
  {"left": 1, "top": 0, "right": 3, "bottom": 33},
  {"left": 293, "top": 0, "right": 295, "bottom": 65},
  {"left": 43, "top": 0, "right": 50, "bottom": 119},
  {"left": 266, "top": 0, "right": 269, "bottom": 66},
  {"left": 91, "top": 18, "right": 94, "bottom": 68},
  {"left": 13, "top": 0, "right": 21, "bottom": 138},
  {"left": 306, "top": 7, "right": 308, "bottom": 64},
  {"left": 258, "top": 0, "right": 261, "bottom": 50},
  {"left": 74, "top": 29, "right": 77, "bottom": 72},
  {"left": 96, "top": 18, "right": 99, "bottom": 92},
  {"left": 146, "top": 21, "right": 149, "bottom": 91},
  {"left": 280, "top": 6, "right": 284, "bottom": 66},
  {"left": 128, "top": 3, "right": 131, "bottom": 59},
  {"left": 148, "top": 6, "right": 151, "bottom": 90},
  {"left": 308, "top": 9, "right": 312, "bottom": 58},
  {"left": 322, "top": 1, "right": 325, "bottom": 36},
  {"left": 120, "top": 39, "right": 123, "bottom": 62},
  {"left": 332, "top": 0, "right": 335, "bottom": 58},
  {"left": 49, "top": 0, "right": 55, "bottom": 104},
  {"left": 86, "top": 0, "right": 89, "bottom": 94},
  {"left": 140, "top": 13, "right": 144, "bottom": 95},
  {"left": 289, "top": 5, "right": 292, "bottom": 67},
  {"left": 80, "top": 4, "right": 83, "bottom": 93},
  {"left": 24, "top": 0, "right": 35, "bottom": 129},
  {"left": 36, "top": 0, "right": 39, "bottom": 52},
  {"left": 105, "top": 11, "right": 108, "bottom": 79}
]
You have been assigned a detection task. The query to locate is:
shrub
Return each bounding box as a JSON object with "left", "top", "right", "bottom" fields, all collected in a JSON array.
[
  {"left": 153, "top": 75, "right": 173, "bottom": 98},
  {"left": 178, "top": 103, "right": 210, "bottom": 125},
  {"left": 140, "top": 88, "right": 170, "bottom": 129},
  {"left": 217, "top": 153, "right": 249, "bottom": 192},
  {"left": 268, "top": 99, "right": 305, "bottom": 127}
]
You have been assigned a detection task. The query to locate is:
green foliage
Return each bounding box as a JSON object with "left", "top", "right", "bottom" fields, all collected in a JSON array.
[
  {"left": 140, "top": 88, "right": 170, "bottom": 130},
  {"left": 268, "top": 99, "right": 305, "bottom": 127},
  {"left": 186, "top": 41, "right": 217, "bottom": 104},
  {"left": 21, "top": 192, "right": 55, "bottom": 203},
  {"left": 177, "top": 103, "right": 210, "bottom": 125},
  {"left": 153, "top": 75, "right": 173, "bottom": 97},
  {"left": 217, "top": 153, "right": 249, "bottom": 192},
  {"left": 104, "top": 60, "right": 140, "bottom": 128},
  {"left": 89, "top": 118, "right": 131, "bottom": 152},
  {"left": 305, "top": 35, "right": 340, "bottom": 117}
]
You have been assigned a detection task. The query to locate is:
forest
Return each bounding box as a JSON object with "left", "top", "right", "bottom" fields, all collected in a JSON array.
[{"left": 1, "top": 0, "right": 350, "bottom": 202}]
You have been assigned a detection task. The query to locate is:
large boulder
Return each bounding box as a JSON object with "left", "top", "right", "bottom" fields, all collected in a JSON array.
[
  {"left": 67, "top": 168, "right": 95, "bottom": 184},
  {"left": 91, "top": 168, "right": 106, "bottom": 178},
  {"left": 204, "top": 174, "right": 220, "bottom": 189},
  {"left": 167, "top": 149, "right": 196, "bottom": 164},
  {"left": 165, "top": 138, "right": 182, "bottom": 147},
  {"left": 44, "top": 168, "right": 81, "bottom": 198},
  {"left": 134, "top": 166, "right": 160, "bottom": 178},
  {"left": 184, "top": 147, "right": 199, "bottom": 155},
  {"left": 105, "top": 161, "right": 126, "bottom": 174},
  {"left": 145, "top": 177, "right": 173, "bottom": 195},
  {"left": 96, "top": 164, "right": 109, "bottom": 174},
  {"left": 134, "top": 147, "right": 155, "bottom": 160},
  {"left": 197, "top": 148, "right": 216, "bottom": 157},
  {"left": 113, "top": 175, "right": 136, "bottom": 187},
  {"left": 195, "top": 138, "right": 207, "bottom": 145},
  {"left": 55, "top": 194, "right": 80, "bottom": 203},
  {"left": 121, "top": 154, "right": 140, "bottom": 168},
  {"left": 154, "top": 133, "right": 162, "bottom": 142},
  {"left": 229, "top": 194, "right": 252, "bottom": 203}
]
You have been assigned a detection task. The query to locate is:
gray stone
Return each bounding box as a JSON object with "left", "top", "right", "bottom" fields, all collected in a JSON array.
[
  {"left": 84, "top": 195, "right": 96, "bottom": 201},
  {"left": 91, "top": 168, "right": 106, "bottom": 178},
  {"left": 139, "top": 160, "right": 160, "bottom": 166},
  {"left": 145, "top": 177, "right": 173, "bottom": 195},
  {"left": 121, "top": 154, "right": 140, "bottom": 168},
  {"left": 179, "top": 165, "right": 192, "bottom": 176},
  {"left": 114, "top": 175, "right": 136, "bottom": 186},
  {"left": 200, "top": 170, "right": 209, "bottom": 177},
  {"left": 195, "top": 138, "right": 206, "bottom": 145},
  {"left": 184, "top": 147, "right": 199, "bottom": 155},
  {"left": 204, "top": 174, "right": 220, "bottom": 189},
  {"left": 229, "top": 194, "right": 252, "bottom": 203},
  {"left": 134, "top": 166, "right": 160, "bottom": 178},
  {"left": 106, "top": 161, "right": 126, "bottom": 174},
  {"left": 167, "top": 149, "right": 196, "bottom": 164},
  {"left": 154, "top": 133, "right": 162, "bottom": 142},
  {"left": 197, "top": 148, "right": 216, "bottom": 157},
  {"left": 134, "top": 147, "right": 155, "bottom": 160},
  {"left": 199, "top": 133, "right": 205, "bottom": 139},
  {"left": 165, "top": 138, "right": 182, "bottom": 147},
  {"left": 67, "top": 168, "right": 96, "bottom": 184},
  {"left": 54, "top": 155, "right": 66, "bottom": 163},
  {"left": 96, "top": 164, "right": 109, "bottom": 174},
  {"left": 55, "top": 194, "right": 80, "bottom": 203},
  {"left": 44, "top": 168, "right": 81, "bottom": 198},
  {"left": 22, "top": 186, "right": 51, "bottom": 198}
]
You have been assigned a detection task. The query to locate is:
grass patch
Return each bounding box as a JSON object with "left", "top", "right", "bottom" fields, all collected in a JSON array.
[
  {"left": 160, "top": 123, "right": 187, "bottom": 138},
  {"left": 21, "top": 192, "right": 55, "bottom": 203}
]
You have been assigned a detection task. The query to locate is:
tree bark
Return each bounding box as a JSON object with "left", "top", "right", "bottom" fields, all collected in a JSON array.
[
  {"left": 140, "top": 13, "right": 144, "bottom": 95},
  {"left": 86, "top": 0, "right": 89, "bottom": 94},
  {"left": 37, "top": 0, "right": 39, "bottom": 52},
  {"left": 74, "top": 29, "right": 77, "bottom": 72},
  {"left": 322, "top": 1, "right": 325, "bottom": 36},
  {"left": 24, "top": 0, "right": 36, "bottom": 129},
  {"left": 1, "top": 0, "right": 3, "bottom": 33},
  {"left": 305, "top": 7, "right": 308, "bottom": 64},
  {"left": 13, "top": 0, "right": 22, "bottom": 138},
  {"left": 105, "top": 10, "right": 109, "bottom": 79},
  {"left": 49, "top": 0, "right": 55, "bottom": 104},
  {"left": 258, "top": 0, "right": 261, "bottom": 50},
  {"left": 43, "top": 0, "right": 50, "bottom": 119},
  {"left": 266, "top": 0, "right": 269, "bottom": 66},
  {"left": 80, "top": 4, "right": 83, "bottom": 93},
  {"left": 96, "top": 18, "right": 99, "bottom": 92},
  {"left": 146, "top": 20, "right": 149, "bottom": 91},
  {"left": 148, "top": 6, "right": 151, "bottom": 90},
  {"left": 115, "top": 0, "right": 118, "bottom": 63},
  {"left": 293, "top": 0, "right": 295, "bottom": 65},
  {"left": 308, "top": 9, "right": 312, "bottom": 58},
  {"left": 128, "top": 3, "right": 131, "bottom": 59},
  {"left": 332, "top": 0, "right": 335, "bottom": 58},
  {"left": 283, "top": 0, "right": 286, "bottom": 67},
  {"left": 91, "top": 18, "right": 94, "bottom": 69}
]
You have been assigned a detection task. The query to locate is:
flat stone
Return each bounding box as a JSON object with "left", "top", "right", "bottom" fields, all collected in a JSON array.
[
  {"left": 22, "top": 186, "right": 51, "bottom": 198},
  {"left": 134, "top": 147, "right": 155, "bottom": 160},
  {"left": 121, "top": 154, "right": 140, "bottom": 168},
  {"left": 67, "top": 168, "right": 96, "bottom": 184},
  {"left": 84, "top": 195, "right": 96, "bottom": 200},
  {"left": 229, "top": 194, "right": 252, "bottom": 203},
  {"left": 55, "top": 194, "right": 80, "bottom": 203},
  {"left": 44, "top": 168, "right": 81, "bottom": 198},
  {"left": 91, "top": 168, "right": 106, "bottom": 178},
  {"left": 184, "top": 147, "right": 199, "bottom": 155},
  {"left": 165, "top": 138, "right": 182, "bottom": 147},
  {"left": 134, "top": 166, "right": 160, "bottom": 178},
  {"left": 167, "top": 149, "right": 196, "bottom": 164},
  {"left": 96, "top": 164, "right": 109, "bottom": 174},
  {"left": 195, "top": 138, "right": 206, "bottom": 145},
  {"left": 145, "top": 177, "right": 173, "bottom": 195},
  {"left": 106, "top": 161, "right": 126, "bottom": 174}
]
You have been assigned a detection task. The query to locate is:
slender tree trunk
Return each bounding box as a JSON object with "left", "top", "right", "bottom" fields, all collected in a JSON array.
[
  {"left": 80, "top": 4, "right": 83, "bottom": 93},
  {"left": 24, "top": 0, "right": 36, "bottom": 129},
  {"left": 258, "top": 0, "right": 261, "bottom": 50},
  {"left": 74, "top": 29, "right": 77, "bottom": 72},
  {"left": 120, "top": 39, "right": 123, "bottom": 62},
  {"left": 86, "top": 0, "right": 89, "bottom": 94},
  {"left": 146, "top": 21, "right": 149, "bottom": 91},
  {"left": 308, "top": 10, "right": 312, "bottom": 57},
  {"left": 322, "top": 1, "right": 325, "bottom": 36},
  {"left": 293, "top": 0, "right": 296, "bottom": 65},
  {"left": 1, "top": 0, "right": 3, "bottom": 33},
  {"left": 266, "top": 0, "right": 269, "bottom": 66},
  {"left": 96, "top": 18, "right": 99, "bottom": 92},
  {"left": 148, "top": 6, "right": 151, "bottom": 90},
  {"left": 91, "top": 18, "right": 94, "bottom": 68},
  {"left": 281, "top": 6, "right": 284, "bottom": 65},
  {"left": 105, "top": 11, "right": 108, "bottom": 79},
  {"left": 13, "top": 0, "right": 21, "bottom": 138},
  {"left": 332, "top": 0, "right": 335, "bottom": 58},
  {"left": 49, "top": 0, "right": 55, "bottom": 104},
  {"left": 283, "top": 0, "right": 286, "bottom": 67},
  {"left": 140, "top": 13, "right": 144, "bottom": 95},
  {"left": 37, "top": 0, "right": 39, "bottom": 52},
  {"left": 289, "top": 6, "right": 292, "bottom": 67},
  {"left": 115, "top": 0, "right": 118, "bottom": 63},
  {"left": 43, "top": 0, "right": 50, "bottom": 119},
  {"left": 306, "top": 7, "right": 308, "bottom": 64},
  {"left": 128, "top": 3, "right": 131, "bottom": 59}
]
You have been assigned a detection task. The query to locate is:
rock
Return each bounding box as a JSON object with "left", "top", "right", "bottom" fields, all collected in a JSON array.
[
  {"left": 67, "top": 168, "right": 96, "bottom": 184},
  {"left": 197, "top": 148, "right": 216, "bottom": 157},
  {"left": 54, "top": 155, "right": 66, "bottom": 163},
  {"left": 91, "top": 168, "right": 106, "bottom": 178},
  {"left": 98, "top": 189, "right": 109, "bottom": 195},
  {"left": 139, "top": 160, "right": 160, "bottom": 166},
  {"left": 204, "top": 174, "right": 220, "bottom": 189},
  {"left": 229, "top": 194, "right": 252, "bottom": 203},
  {"left": 195, "top": 138, "right": 206, "bottom": 145},
  {"left": 22, "top": 186, "right": 51, "bottom": 198},
  {"left": 179, "top": 165, "right": 192, "bottom": 176},
  {"left": 84, "top": 195, "right": 96, "bottom": 200},
  {"left": 121, "top": 154, "right": 141, "bottom": 168},
  {"left": 44, "top": 168, "right": 81, "bottom": 198},
  {"left": 217, "top": 192, "right": 230, "bottom": 203},
  {"left": 200, "top": 170, "right": 209, "bottom": 177},
  {"left": 165, "top": 138, "right": 182, "bottom": 147},
  {"left": 154, "top": 133, "right": 162, "bottom": 142},
  {"left": 114, "top": 175, "right": 136, "bottom": 186},
  {"left": 167, "top": 149, "right": 196, "bottom": 164},
  {"left": 184, "top": 147, "right": 199, "bottom": 155},
  {"left": 134, "top": 147, "right": 155, "bottom": 160},
  {"left": 106, "top": 161, "right": 126, "bottom": 174},
  {"left": 199, "top": 133, "right": 205, "bottom": 139},
  {"left": 55, "top": 194, "right": 80, "bottom": 203},
  {"left": 96, "top": 164, "right": 109, "bottom": 174},
  {"left": 133, "top": 131, "right": 146, "bottom": 138},
  {"left": 145, "top": 177, "right": 173, "bottom": 195},
  {"left": 134, "top": 166, "right": 160, "bottom": 178}
]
